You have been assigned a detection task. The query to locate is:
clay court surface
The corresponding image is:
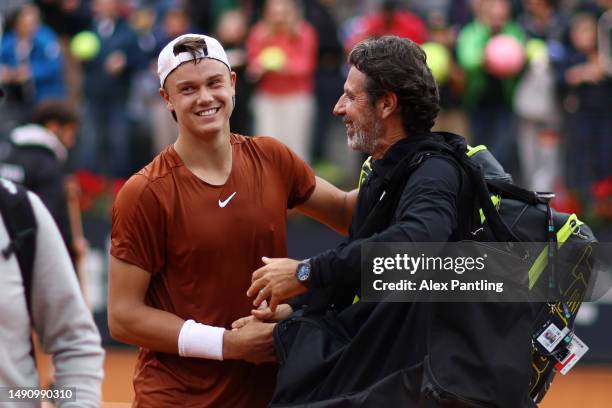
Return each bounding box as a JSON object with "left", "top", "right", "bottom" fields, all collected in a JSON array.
[{"left": 36, "top": 347, "right": 612, "bottom": 407}]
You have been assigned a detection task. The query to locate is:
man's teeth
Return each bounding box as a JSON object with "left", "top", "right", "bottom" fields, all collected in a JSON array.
[{"left": 196, "top": 108, "right": 219, "bottom": 116}]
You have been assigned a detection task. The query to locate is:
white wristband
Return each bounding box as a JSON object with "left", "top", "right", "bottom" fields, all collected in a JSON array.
[{"left": 178, "top": 319, "right": 225, "bottom": 360}]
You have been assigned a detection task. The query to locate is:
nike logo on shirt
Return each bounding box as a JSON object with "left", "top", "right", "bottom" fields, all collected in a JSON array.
[{"left": 218, "top": 192, "right": 237, "bottom": 208}]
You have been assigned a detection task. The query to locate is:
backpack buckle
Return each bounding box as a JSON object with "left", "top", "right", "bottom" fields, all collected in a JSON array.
[{"left": 535, "top": 192, "right": 555, "bottom": 203}]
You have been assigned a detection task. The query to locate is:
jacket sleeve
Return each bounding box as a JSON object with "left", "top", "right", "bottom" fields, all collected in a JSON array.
[
  {"left": 29, "top": 28, "right": 64, "bottom": 83},
  {"left": 0, "top": 34, "right": 17, "bottom": 67},
  {"left": 309, "top": 157, "right": 461, "bottom": 289},
  {"left": 28, "top": 192, "right": 104, "bottom": 407}
]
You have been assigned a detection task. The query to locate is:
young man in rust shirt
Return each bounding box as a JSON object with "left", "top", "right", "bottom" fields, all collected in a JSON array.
[{"left": 108, "top": 34, "right": 356, "bottom": 407}]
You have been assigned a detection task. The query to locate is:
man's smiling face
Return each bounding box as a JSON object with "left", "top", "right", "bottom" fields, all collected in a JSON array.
[
  {"left": 161, "top": 58, "right": 236, "bottom": 139},
  {"left": 333, "top": 66, "right": 382, "bottom": 155}
]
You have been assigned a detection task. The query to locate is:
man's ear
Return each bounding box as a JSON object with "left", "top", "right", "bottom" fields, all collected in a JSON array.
[
  {"left": 230, "top": 71, "right": 237, "bottom": 107},
  {"left": 378, "top": 91, "right": 398, "bottom": 120},
  {"left": 44, "top": 120, "right": 60, "bottom": 135},
  {"left": 159, "top": 87, "right": 173, "bottom": 112}
]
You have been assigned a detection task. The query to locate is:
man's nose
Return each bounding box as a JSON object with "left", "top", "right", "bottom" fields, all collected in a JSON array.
[
  {"left": 333, "top": 96, "right": 345, "bottom": 116},
  {"left": 196, "top": 87, "right": 214, "bottom": 104}
]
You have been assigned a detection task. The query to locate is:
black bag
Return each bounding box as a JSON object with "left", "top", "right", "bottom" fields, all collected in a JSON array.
[
  {"left": 0, "top": 178, "right": 37, "bottom": 321},
  {"left": 271, "top": 134, "right": 597, "bottom": 407},
  {"left": 459, "top": 146, "right": 597, "bottom": 403},
  {"left": 381, "top": 138, "right": 597, "bottom": 405}
]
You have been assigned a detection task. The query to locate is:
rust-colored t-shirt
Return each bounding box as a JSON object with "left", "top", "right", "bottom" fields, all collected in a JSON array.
[{"left": 111, "top": 134, "right": 315, "bottom": 407}]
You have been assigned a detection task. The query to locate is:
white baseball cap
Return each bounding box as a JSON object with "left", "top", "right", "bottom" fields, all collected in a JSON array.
[{"left": 157, "top": 33, "right": 231, "bottom": 88}]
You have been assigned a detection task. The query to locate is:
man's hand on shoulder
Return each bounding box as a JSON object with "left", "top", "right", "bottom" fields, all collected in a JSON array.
[{"left": 223, "top": 319, "right": 276, "bottom": 364}]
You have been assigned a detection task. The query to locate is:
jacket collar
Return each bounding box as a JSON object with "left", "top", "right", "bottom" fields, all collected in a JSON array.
[
  {"left": 10, "top": 124, "right": 67, "bottom": 162},
  {"left": 370, "top": 133, "right": 440, "bottom": 178}
]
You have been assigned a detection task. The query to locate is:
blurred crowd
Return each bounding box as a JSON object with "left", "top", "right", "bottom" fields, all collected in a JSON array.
[{"left": 0, "top": 0, "right": 611, "bottom": 214}]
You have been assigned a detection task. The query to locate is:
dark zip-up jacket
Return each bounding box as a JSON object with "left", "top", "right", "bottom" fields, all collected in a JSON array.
[
  {"left": 308, "top": 133, "right": 467, "bottom": 292},
  {"left": 0, "top": 125, "right": 73, "bottom": 258}
]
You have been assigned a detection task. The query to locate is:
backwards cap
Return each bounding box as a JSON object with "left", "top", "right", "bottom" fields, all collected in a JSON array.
[{"left": 157, "top": 33, "right": 231, "bottom": 87}]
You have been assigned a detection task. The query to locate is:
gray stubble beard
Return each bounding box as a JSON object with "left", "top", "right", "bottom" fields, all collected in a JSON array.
[{"left": 347, "top": 119, "right": 383, "bottom": 156}]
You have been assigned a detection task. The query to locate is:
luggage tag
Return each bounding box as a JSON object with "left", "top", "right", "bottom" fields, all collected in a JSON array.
[
  {"left": 553, "top": 333, "right": 589, "bottom": 375},
  {"left": 532, "top": 313, "right": 571, "bottom": 355}
]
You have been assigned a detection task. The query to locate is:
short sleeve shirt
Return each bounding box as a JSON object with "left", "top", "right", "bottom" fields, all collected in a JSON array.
[{"left": 111, "top": 134, "right": 315, "bottom": 407}]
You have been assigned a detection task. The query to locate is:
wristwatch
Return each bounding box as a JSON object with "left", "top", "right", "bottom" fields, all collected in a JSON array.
[{"left": 295, "top": 259, "right": 312, "bottom": 287}]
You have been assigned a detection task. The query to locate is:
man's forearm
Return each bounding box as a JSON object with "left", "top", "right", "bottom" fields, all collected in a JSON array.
[
  {"left": 110, "top": 307, "right": 227, "bottom": 360},
  {"left": 296, "top": 176, "right": 358, "bottom": 236},
  {"left": 109, "top": 304, "right": 276, "bottom": 364},
  {"left": 108, "top": 303, "right": 185, "bottom": 354}
]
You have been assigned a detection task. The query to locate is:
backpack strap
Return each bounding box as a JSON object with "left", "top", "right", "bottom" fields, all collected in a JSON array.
[
  {"left": 486, "top": 179, "right": 545, "bottom": 205},
  {"left": 353, "top": 150, "right": 444, "bottom": 240},
  {"left": 485, "top": 179, "right": 570, "bottom": 307},
  {"left": 354, "top": 140, "right": 522, "bottom": 245},
  {"left": 0, "top": 179, "right": 37, "bottom": 323}
]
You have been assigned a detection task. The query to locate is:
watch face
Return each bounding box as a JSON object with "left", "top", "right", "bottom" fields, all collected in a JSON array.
[{"left": 297, "top": 263, "right": 311, "bottom": 282}]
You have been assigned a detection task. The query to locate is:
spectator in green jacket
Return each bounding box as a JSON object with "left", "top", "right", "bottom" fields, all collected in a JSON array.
[{"left": 456, "top": 0, "right": 526, "bottom": 174}]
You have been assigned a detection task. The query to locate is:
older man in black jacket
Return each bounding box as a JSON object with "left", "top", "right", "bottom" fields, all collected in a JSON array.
[{"left": 243, "top": 36, "right": 537, "bottom": 408}]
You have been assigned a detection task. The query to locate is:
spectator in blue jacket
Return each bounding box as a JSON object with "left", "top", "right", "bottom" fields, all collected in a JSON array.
[{"left": 0, "top": 4, "right": 66, "bottom": 118}]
